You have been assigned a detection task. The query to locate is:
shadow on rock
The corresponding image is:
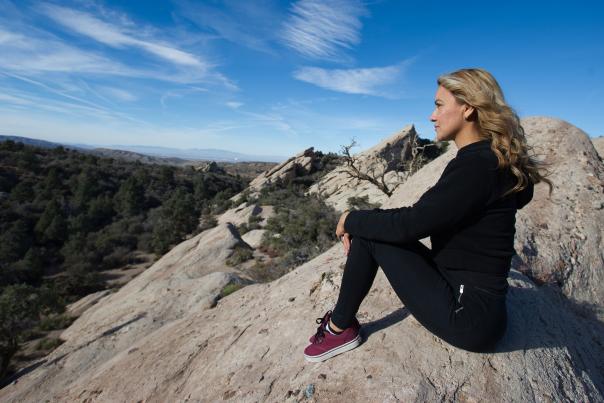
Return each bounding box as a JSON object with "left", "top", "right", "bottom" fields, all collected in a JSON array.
[{"left": 359, "top": 307, "right": 410, "bottom": 341}]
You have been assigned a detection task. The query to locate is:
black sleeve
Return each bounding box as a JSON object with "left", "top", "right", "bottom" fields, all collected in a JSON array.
[
  {"left": 516, "top": 180, "right": 534, "bottom": 209},
  {"left": 344, "top": 155, "right": 492, "bottom": 244}
]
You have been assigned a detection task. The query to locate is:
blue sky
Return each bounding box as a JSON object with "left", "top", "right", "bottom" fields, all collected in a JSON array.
[{"left": 0, "top": 0, "right": 602, "bottom": 160}]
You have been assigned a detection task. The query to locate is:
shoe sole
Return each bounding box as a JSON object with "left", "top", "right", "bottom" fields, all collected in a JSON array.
[{"left": 303, "top": 334, "right": 362, "bottom": 362}]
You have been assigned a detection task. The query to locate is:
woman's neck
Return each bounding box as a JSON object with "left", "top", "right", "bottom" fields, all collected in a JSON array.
[{"left": 454, "top": 125, "right": 483, "bottom": 150}]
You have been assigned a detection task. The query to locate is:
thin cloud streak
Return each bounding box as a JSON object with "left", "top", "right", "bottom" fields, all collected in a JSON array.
[
  {"left": 293, "top": 63, "right": 409, "bottom": 97},
  {"left": 282, "top": 0, "right": 367, "bottom": 61},
  {"left": 0, "top": 26, "right": 206, "bottom": 84},
  {"left": 177, "top": 0, "right": 280, "bottom": 54},
  {"left": 0, "top": 74, "right": 149, "bottom": 126},
  {"left": 96, "top": 86, "right": 138, "bottom": 102},
  {"left": 39, "top": 3, "right": 208, "bottom": 69}
]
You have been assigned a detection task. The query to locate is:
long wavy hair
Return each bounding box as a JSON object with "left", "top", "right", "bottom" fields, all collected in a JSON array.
[{"left": 437, "top": 68, "right": 553, "bottom": 198}]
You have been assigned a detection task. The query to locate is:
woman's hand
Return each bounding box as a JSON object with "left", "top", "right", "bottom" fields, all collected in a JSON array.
[
  {"left": 336, "top": 211, "right": 349, "bottom": 238},
  {"left": 336, "top": 211, "right": 351, "bottom": 256}
]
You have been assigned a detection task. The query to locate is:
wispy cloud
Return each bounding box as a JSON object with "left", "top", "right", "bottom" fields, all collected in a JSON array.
[
  {"left": 0, "top": 2, "right": 237, "bottom": 88},
  {"left": 0, "top": 27, "right": 132, "bottom": 75},
  {"left": 160, "top": 87, "right": 209, "bottom": 108},
  {"left": 0, "top": 81, "right": 147, "bottom": 125},
  {"left": 241, "top": 110, "right": 297, "bottom": 135},
  {"left": 293, "top": 62, "right": 410, "bottom": 97},
  {"left": 96, "top": 86, "right": 138, "bottom": 102},
  {"left": 177, "top": 0, "right": 281, "bottom": 54},
  {"left": 226, "top": 101, "right": 244, "bottom": 109},
  {"left": 282, "top": 0, "right": 368, "bottom": 61},
  {"left": 39, "top": 3, "right": 209, "bottom": 69}
]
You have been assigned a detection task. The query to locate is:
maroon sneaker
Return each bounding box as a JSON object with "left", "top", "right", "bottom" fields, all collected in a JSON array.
[
  {"left": 308, "top": 310, "right": 360, "bottom": 343},
  {"left": 304, "top": 310, "right": 362, "bottom": 362}
]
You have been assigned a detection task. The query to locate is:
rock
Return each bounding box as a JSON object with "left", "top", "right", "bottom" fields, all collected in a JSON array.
[
  {"left": 195, "top": 161, "right": 225, "bottom": 174},
  {"left": 513, "top": 117, "right": 604, "bottom": 320},
  {"left": 2, "top": 244, "right": 601, "bottom": 402},
  {"left": 217, "top": 203, "right": 262, "bottom": 227},
  {"left": 65, "top": 290, "right": 112, "bottom": 318},
  {"left": 247, "top": 147, "right": 320, "bottom": 192},
  {"left": 241, "top": 229, "right": 266, "bottom": 249},
  {"left": 2, "top": 222, "right": 255, "bottom": 403}
]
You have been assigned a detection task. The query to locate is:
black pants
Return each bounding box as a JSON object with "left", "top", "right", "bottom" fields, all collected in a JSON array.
[{"left": 331, "top": 237, "right": 507, "bottom": 352}]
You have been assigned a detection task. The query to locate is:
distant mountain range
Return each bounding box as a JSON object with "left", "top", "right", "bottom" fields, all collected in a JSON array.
[{"left": 0, "top": 135, "right": 287, "bottom": 163}]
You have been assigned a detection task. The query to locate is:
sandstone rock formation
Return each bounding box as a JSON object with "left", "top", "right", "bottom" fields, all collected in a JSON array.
[
  {"left": 247, "top": 147, "right": 320, "bottom": 193},
  {"left": 195, "top": 161, "right": 226, "bottom": 174},
  {"left": 1, "top": 117, "right": 602, "bottom": 402},
  {"left": 65, "top": 290, "right": 112, "bottom": 318},
  {"left": 217, "top": 203, "right": 262, "bottom": 227},
  {"left": 0, "top": 223, "right": 255, "bottom": 401},
  {"left": 513, "top": 117, "right": 604, "bottom": 320},
  {"left": 307, "top": 124, "right": 418, "bottom": 212},
  {"left": 2, "top": 246, "right": 602, "bottom": 402},
  {"left": 241, "top": 229, "right": 266, "bottom": 249}
]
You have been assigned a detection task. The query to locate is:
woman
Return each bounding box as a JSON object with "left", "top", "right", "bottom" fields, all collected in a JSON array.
[{"left": 303, "top": 68, "right": 553, "bottom": 362}]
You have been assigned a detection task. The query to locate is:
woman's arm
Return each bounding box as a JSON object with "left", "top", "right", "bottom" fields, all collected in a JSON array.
[{"left": 343, "top": 155, "right": 492, "bottom": 244}]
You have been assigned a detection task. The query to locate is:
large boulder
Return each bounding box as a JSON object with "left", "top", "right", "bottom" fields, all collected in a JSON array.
[
  {"left": 217, "top": 203, "right": 262, "bottom": 227},
  {"left": 1, "top": 244, "right": 601, "bottom": 402},
  {"left": 513, "top": 117, "right": 604, "bottom": 320}
]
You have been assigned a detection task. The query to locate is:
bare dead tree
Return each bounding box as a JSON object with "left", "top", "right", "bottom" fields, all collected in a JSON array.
[
  {"left": 403, "top": 136, "right": 440, "bottom": 176},
  {"left": 340, "top": 136, "right": 441, "bottom": 197}
]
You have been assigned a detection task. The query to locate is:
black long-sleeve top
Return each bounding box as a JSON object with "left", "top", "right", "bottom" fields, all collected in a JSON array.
[{"left": 344, "top": 139, "right": 534, "bottom": 289}]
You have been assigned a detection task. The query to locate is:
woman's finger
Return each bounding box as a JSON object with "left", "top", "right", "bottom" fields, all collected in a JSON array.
[{"left": 343, "top": 234, "right": 351, "bottom": 256}]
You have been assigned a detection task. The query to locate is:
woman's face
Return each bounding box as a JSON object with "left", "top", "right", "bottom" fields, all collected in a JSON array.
[{"left": 430, "top": 86, "right": 469, "bottom": 142}]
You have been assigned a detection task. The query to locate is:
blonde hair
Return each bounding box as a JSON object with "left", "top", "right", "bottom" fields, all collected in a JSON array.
[{"left": 437, "top": 68, "right": 553, "bottom": 198}]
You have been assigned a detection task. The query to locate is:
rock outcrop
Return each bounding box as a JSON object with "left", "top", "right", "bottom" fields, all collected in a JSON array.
[
  {"left": 217, "top": 203, "right": 263, "bottom": 227},
  {"left": 307, "top": 124, "right": 418, "bottom": 212},
  {"left": 247, "top": 147, "right": 320, "bottom": 192},
  {"left": 513, "top": 117, "right": 604, "bottom": 320},
  {"left": 2, "top": 248, "right": 602, "bottom": 402},
  {"left": 195, "top": 161, "right": 226, "bottom": 174},
  {"left": 0, "top": 223, "right": 255, "bottom": 402},
  {"left": 1, "top": 117, "right": 603, "bottom": 402}
]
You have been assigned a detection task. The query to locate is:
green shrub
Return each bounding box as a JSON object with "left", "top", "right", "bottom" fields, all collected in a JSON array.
[
  {"left": 35, "top": 337, "right": 63, "bottom": 351},
  {"left": 220, "top": 283, "right": 243, "bottom": 298},
  {"left": 347, "top": 195, "right": 380, "bottom": 211},
  {"left": 226, "top": 246, "right": 254, "bottom": 266},
  {"left": 38, "top": 314, "right": 74, "bottom": 331},
  {"left": 198, "top": 215, "right": 218, "bottom": 233},
  {"left": 237, "top": 223, "right": 249, "bottom": 235}
]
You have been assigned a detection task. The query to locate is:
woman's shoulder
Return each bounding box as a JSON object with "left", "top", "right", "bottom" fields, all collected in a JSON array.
[{"left": 449, "top": 146, "right": 499, "bottom": 171}]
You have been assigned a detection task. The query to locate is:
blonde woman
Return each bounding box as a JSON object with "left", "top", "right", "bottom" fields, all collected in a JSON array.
[{"left": 304, "top": 68, "right": 553, "bottom": 362}]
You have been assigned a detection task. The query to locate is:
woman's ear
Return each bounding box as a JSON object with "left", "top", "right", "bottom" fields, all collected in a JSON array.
[{"left": 463, "top": 105, "right": 476, "bottom": 120}]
